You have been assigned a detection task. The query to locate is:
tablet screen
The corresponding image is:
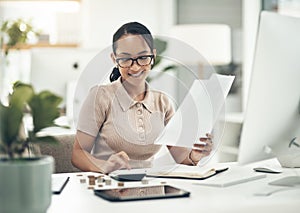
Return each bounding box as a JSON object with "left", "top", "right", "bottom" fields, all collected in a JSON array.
[{"left": 94, "top": 185, "right": 190, "bottom": 201}]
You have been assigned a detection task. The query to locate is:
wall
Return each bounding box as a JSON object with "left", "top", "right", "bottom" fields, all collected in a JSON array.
[
  {"left": 0, "top": 1, "right": 81, "bottom": 44},
  {"left": 81, "top": 0, "right": 175, "bottom": 49},
  {"left": 177, "top": 0, "right": 242, "bottom": 63}
]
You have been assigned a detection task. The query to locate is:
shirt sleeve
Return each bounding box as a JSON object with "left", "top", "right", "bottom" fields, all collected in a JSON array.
[{"left": 77, "top": 85, "right": 109, "bottom": 137}]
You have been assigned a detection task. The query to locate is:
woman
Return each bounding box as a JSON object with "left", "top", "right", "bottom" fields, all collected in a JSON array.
[{"left": 71, "top": 22, "right": 213, "bottom": 174}]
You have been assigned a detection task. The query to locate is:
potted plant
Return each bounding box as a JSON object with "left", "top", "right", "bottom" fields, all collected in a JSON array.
[
  {"left": 0, "top": 18, "right": 39, "bottom": 56},
  {"left": 147, "top": 38, "right": 177, "bottom": 82},
  {"left": 0, "top": 19, "right": 39, "bottom": 103},
  {"left": 0, "top": 81, "right": 63, "bottom": 213}
]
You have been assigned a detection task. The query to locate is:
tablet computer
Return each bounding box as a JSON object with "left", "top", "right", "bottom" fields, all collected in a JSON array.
[{"left": 94, "top": 185, "right": 190, "bottom": 202}]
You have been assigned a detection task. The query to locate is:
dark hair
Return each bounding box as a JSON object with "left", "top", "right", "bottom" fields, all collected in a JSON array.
[{"left": 110, "top": 22, "right": 154, "bottom": 82}]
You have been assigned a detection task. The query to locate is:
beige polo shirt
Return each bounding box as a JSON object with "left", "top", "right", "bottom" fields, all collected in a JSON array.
[{"left": 77, "top": 78, "right": 174, "bottom": 168}]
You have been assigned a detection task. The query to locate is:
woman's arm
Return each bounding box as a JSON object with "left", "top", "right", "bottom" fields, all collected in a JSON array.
[
  {"left": 71, "top": 130, "right": 131, "bottom": 174},
  {"left": 167, "top": 146, "right": 192, "bottom": 165},
  {"left": 167, "top": 133, "right": 213, "bottom": 165},
  {"left": 71, "top": 130, "right": 106, "bottom": 173}
]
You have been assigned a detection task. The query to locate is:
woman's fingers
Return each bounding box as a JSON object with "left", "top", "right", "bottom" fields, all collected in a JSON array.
[
  {"left": 114, "top": 151, "right": 131, "bottom": 169},
  {"left": 116, "top": 151, "right": 130, "bottom": 161},
  {"left": 188, "top": 133, "right": 214, "bottom": 164},
  {"left": 199, "top": 134, "right": 213, "bottom": 142},
  {"left": 193, "top": 142, "right": 212, "bottom": 152},
  {"left": 106, "top": 151, "right": 131, "bottom": 172},
  {"left": 116, "top": 151, "right": 131, "bottom": 169},
  {"left": 195, "top": 138, "right": 213, "bottom": 151},
  {"left": 193, "top": 133, "right": 213, "bottom": 153},
  {"left": 206, "top": 133, "right": 213, "bottom": 138}
]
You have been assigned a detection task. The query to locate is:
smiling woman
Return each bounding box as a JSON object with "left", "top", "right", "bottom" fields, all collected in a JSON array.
[
  {"left": 110, "top": 34, "right": 156, "bottom": 101},
  {"left": 71, "top": 22, "right": 214, "bottom": 174}
]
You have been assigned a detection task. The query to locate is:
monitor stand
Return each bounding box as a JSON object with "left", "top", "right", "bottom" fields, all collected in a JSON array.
[{"left": 269, "top": 176, "right": 300, "bottom": 187}]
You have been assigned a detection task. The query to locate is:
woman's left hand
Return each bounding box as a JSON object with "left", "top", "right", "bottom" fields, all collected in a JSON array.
[{"left": 189, "top": 133, "right": 213, "bottom": 165}]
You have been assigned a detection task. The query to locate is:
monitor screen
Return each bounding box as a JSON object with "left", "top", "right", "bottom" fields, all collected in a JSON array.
[{"left": 238, "top": 12, "right": 300, "bottom": 164}]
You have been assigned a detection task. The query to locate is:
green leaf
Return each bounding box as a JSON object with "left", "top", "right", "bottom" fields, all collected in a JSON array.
[
  {"left": 0, "top": 82, "right": 33, "bottom": 147},
  {"left": 154, "top": 38, "right": 167, "bottom": 55},
  {"left": 153, "top": 55, "right": 162, "bottom": 67},
  {"left": 0, "top": 80, "right": 63, "bottom": 159},
  {"left": 1, "top": 20, "right": 8, "bottom": 31},
  {"left": 10, "top": 81, "right": 34, "bottom": 109},
  {"left": 0, "top": 104, "right": 22, "bottom": 146},
  {"left": 161, "top": 65, "right": 177, "bottom": 72},
  {"left": 0, "top": 143, "right": 6, "bottom": 154},
  {"left": 28, "top": 91, "right": 62, "bottom": 133}
]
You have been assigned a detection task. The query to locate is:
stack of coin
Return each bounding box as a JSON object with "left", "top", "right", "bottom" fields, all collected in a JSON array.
[
  {"left": 97, "top": 177, "right": 104, "bottom": 183},
  {"left": 141, "top": 179, "right": 149, "bottom": 184},
  {"left": 105, "top": 179, "right": 112, "bottom": 186},
  {"left": 80, "top": 178, "right": 86, "bottom": 184},
  {"left": 117, "top": 182, "right": 124, "bottom": 187},
  {"left": 88, "top": 175, "right": 96, "bottom": 185}
]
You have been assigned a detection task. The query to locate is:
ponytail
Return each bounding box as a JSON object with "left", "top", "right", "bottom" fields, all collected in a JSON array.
[{"left": 110, "top": 67, "right": 121, "bottom": 82}]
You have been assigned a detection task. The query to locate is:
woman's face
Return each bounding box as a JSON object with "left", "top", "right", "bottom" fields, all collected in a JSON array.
[{"left": 112, "top": 34, "right": 155, "bottom": 85}]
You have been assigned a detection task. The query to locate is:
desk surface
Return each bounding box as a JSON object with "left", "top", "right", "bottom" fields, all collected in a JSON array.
[{"left": 48, "top": 162, "right": 300, "bottom": 213}]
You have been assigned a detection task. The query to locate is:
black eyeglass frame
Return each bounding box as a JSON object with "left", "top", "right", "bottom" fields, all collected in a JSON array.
[{"left": 116, "top": 55, "right": 154, "bottom": 68}]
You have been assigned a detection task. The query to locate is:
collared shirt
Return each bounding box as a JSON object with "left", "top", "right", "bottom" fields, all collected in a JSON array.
[{"left": 77, "top": 77, "right": 174, "bottom": 168}]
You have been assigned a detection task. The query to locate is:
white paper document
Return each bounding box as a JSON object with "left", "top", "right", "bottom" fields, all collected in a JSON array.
[{"left": 154, "top": 74, "right": 235, "bottom": 148}]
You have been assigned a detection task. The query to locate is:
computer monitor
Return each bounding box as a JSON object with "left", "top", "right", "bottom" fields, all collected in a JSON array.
[
  {"left": 30, "top": 48, "right": 99, "bottom": 114},
  {"left": 238, "top": 12, "right": 300, "bottom": 165}
]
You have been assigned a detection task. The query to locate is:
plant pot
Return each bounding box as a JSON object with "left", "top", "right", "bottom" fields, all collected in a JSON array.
[{"left": 0, "top": 155, "right": 54, "bottom": 213}]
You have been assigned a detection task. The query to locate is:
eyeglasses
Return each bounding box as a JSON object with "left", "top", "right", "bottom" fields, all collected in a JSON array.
[{"left": 116, "top": 55, "right": 154, "bottom": 68}]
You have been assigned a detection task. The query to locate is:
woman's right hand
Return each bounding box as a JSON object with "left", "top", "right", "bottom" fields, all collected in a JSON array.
[{"left": 103, "top": 151, "right": 131, "bottom": 174}]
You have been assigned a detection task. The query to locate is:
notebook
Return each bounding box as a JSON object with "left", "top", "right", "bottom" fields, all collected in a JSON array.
[{"left": 147, "top": 167, "right": 229, "bottom": 180}]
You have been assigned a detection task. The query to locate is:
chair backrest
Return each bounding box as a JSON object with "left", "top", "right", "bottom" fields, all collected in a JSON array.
[{"left": 39, "top": 134, "right": 80, "bottom": 173}]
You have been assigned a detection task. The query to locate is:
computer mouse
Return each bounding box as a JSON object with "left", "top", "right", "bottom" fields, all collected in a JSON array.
[{"left": 253, "top": 167, "right": 282, "bottom": 174}]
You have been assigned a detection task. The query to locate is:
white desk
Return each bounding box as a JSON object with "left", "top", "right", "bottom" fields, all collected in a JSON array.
[{"left": 48, "top": 162, "right": 300, "bottom": 213}]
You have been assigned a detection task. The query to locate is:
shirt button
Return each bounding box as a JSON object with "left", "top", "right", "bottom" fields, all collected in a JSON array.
[
  {"left": 137, "top": 110, "right": 142, "bottom": 115},
  {"left": 138, "top": 126, "right": 144, "bottom": 131},
  {"left": 139, "top": 133, "right": 145, "bottom": 140},
  {"left": 136, "top": 103, "right": 141, "bottom": 108},
  {"left": 138, "top": 118, "right": 143, "bottom": 123}
]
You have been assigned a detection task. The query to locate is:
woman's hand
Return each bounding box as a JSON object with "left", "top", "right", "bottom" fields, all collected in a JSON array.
[
  {"left": 189, "top": 133, "right": 213, "bottom": 165},
  {"left": 103, "top": 151, "right": 131, "bottom": 174}
]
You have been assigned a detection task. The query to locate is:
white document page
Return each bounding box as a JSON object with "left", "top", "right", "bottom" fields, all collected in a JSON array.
[{"left": 154, "top": 74, "right": 235, "bottom": 148}]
